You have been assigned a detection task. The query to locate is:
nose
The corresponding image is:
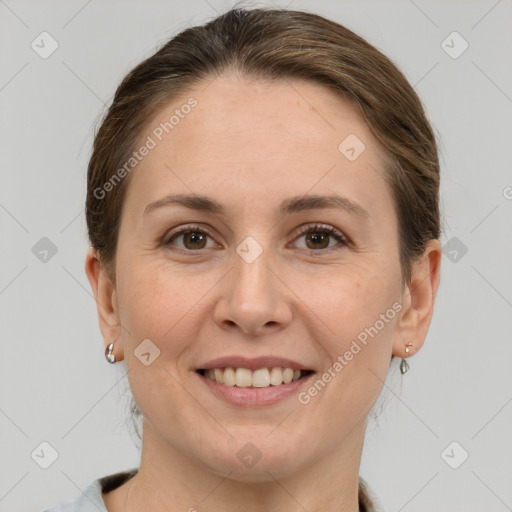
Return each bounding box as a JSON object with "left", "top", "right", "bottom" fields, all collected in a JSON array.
[{"left": 213, "top": 244, "right": 292, "bottom": 336}]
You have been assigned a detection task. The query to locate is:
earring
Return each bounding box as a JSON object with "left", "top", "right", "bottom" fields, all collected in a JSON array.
[
  {"left": 105, "top": 342, "right": 116, "bottom": 364},
  {"left": 399, "top": 342, "right": 413, "bottom": 374}
]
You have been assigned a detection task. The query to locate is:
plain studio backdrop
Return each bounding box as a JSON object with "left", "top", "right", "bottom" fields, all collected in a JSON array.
[{"left": 0, "top": 1, "right": 511, "bottom": 511}]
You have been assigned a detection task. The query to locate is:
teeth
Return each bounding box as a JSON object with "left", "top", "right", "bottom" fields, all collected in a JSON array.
[
  {"left": 269, "top": 367, "right": 283, "bottom": 386},
  {"left": 202, "top": 367, "right": 307, "bottom": 387},
  {"left": 223, "top": 367, "right": 236, "bottom": 386},
  {"left": 213, "top": 368, "right": 224, "bottom": 384},
  {"left": 235, "top": 368, "right": 252, "bottom": 387},
  {"left": 282, "top": 368, "right": 294, "bottom": 384},
  {"left": 252, "top": 368, "right": 271, "bottom": 388}
]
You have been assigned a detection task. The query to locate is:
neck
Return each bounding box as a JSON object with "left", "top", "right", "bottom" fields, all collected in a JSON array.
[{"left": 113, "top": 420, "right": 366, "bottom": 512}]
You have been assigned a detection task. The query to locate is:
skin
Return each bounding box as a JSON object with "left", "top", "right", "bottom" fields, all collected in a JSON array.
[{"left": 85, "top": 73, "right": 441, "bottom": 512}]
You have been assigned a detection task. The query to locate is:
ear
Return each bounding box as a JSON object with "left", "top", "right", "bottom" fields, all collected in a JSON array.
[
  {"left": 393, "top": 239, "right": 442, "bottom": 359},
  {"left": 84, "top": 247, "right": 124, "bottom": 361}
]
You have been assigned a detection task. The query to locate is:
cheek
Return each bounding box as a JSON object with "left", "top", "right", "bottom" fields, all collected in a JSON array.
[
  {"left": 298, "top": 275, "right": 399, "bottom": 432},
  {"left": 115, "top": 260, "right": 219, "bottom": 357},
  {"left": 327, "top": 276, "right": 399, "bottom": 376},
  {"left": 294, "top": 265, "right": 398, "bottom": 352},
  {"left": 117, "top": 257, "right": 180, "bottom": 325},
  {"left": 114, "top": 264, "right": 203, "bottom": 420},
  {"left": 302, "top": 269, "right": 400, "bottom": 413}
]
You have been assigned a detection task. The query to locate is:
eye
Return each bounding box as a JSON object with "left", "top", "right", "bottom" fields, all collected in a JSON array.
[
  {"left": 162, "top": 223, "right": 349, "bottom": 254},
  {"left": 291, "top": 223, "right": 348, "bottom": 253},
  {"left": 163, "top": 224, "right": 218, "bottom": 252}
]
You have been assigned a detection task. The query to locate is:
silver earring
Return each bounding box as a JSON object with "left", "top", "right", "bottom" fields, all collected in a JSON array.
[
  {"left": 105, "top": 342, "right": 116, "bottom": 364},
  {"left": 399, "top": 342, "right": 413, "bottom": 374}
]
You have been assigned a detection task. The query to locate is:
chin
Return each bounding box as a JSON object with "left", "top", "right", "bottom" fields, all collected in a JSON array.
[{"left": 194, "top": 432, "right": 310, "bottom": 482}]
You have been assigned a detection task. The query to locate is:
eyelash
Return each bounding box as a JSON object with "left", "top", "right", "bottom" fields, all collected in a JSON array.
[{"left": 163, "top": 223, "right": 349, "bottom": 255}]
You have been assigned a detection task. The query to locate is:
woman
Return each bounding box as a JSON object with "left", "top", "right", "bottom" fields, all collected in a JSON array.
[{"left": 44, "top": 6, "right": 441, "bottom": 511}]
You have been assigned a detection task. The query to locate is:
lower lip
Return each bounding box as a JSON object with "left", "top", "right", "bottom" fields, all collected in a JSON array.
[{"left": 197, "top": 372, "right": 315, "bottom": 406}]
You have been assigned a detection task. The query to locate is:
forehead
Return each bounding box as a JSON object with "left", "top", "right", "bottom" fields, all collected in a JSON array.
[
  {"left": 124, "top": 74, "right": 393, "bottom": 224},
  {"left": 143, "top": 75, "right": 377, "bottom": 164}
]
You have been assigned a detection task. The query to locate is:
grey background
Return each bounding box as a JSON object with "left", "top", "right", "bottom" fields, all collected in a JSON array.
[{"left": 1, "top": 0, "right": 511, "bottom": 510}]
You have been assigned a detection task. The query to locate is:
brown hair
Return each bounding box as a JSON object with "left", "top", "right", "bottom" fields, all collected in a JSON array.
[{"left": 86, "top": 6, "right": 441, "bottom": 288}]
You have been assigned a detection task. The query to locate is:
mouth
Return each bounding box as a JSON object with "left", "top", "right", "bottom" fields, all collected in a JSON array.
[
  {"left": 196, "top": 367, "right": 315, "bottom": 388},
  {"left": 195, "top": 355, "right": 316, "bottom": 406}
]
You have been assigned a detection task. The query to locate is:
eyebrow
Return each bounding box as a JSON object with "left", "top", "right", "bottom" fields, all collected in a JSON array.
[{"left": 143, "top": 193, "right": 369, "bottom": 220}]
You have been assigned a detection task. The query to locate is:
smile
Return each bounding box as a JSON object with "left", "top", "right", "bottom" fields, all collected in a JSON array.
[{"left": 196, "top": 367, "right": 314, "bottom": 388}]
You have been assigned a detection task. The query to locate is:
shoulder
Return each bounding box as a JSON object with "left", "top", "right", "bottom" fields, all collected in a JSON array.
[
  {"left": 42, "top": 468, "right": 138, "bottom": 512},
  {"left": 359, "top": 476, "right": 387, "bottom": 512},
  {"left": 42, "top": 479, "right": 104, "bottom": 512}
]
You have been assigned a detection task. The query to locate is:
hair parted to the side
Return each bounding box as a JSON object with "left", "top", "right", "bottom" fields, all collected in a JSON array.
[{"left": 86, "top": 7, "right": 442, "bottom": 440}]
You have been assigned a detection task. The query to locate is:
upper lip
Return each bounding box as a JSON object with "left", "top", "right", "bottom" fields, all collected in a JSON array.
[{"left": 197, "top": 356, "right": 313, "bottom": 372}]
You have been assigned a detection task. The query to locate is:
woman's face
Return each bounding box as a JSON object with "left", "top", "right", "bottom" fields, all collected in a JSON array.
[{"left": 95, "top": 75, "right": 421, "bottom": 479}]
